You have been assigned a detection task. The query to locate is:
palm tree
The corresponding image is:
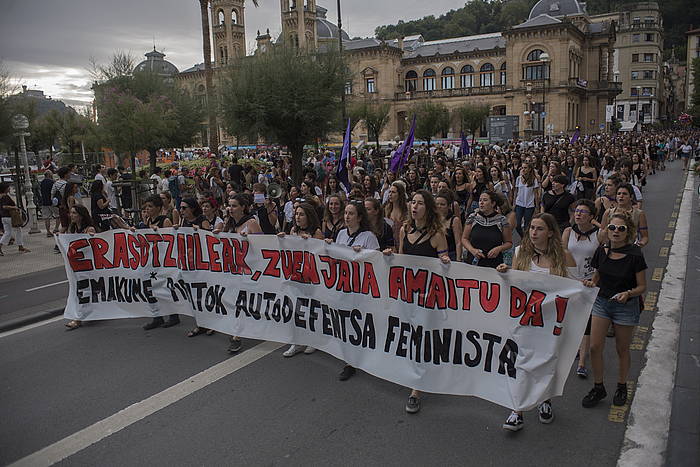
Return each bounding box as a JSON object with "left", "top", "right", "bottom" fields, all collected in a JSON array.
[{"left": 199, "top": 0, "right": 219, "bottom": 151}]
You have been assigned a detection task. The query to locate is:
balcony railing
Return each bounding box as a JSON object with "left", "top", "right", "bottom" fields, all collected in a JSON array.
[
  {"left": 396, "top": 85, "right": 506, "bottom": 100},
  {"left": 618, "top": 22, "right": 660, "bottom": 32}
]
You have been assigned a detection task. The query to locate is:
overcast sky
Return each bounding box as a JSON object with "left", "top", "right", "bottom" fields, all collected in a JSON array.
[{"left": 0, "top": 0, "right": 467, "bottom": 108}]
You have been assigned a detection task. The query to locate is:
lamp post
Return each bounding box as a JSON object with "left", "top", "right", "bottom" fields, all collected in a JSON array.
[
  {"left": 635, "top": 86, "right": 641, "bottom": 125},
  {"left": 11, "top": 114, "right": 39, "bottom": 234},
  {"left": 525, "top": 82, "right": 533, "bottom": 139},
  {"left": 539, "top": 52, "right": 550, "bottom": 140},
  {"left": 337, "top": 0, "right": 346, "bottom": 125}
]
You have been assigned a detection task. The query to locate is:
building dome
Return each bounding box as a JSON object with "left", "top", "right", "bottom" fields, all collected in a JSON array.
[
  {"left": 134, "top": 48, "right": 179, "bottom": 76},
  {"left": 315, "top": 6, "right": 350, "bottom": 41},
  {"left": 528, "top": 0, "right": 586, "bottom": 20}
]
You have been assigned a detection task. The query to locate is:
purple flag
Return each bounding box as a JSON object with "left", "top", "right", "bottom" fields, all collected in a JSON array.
[
  {"left": 460, "top": 130, "right": 470, "bottom": 157},
  {"left": 390, "top": 116, "right": 416, "bottom": 173},
  {"left": 337, "top": 118, "right": 351, "bottom": 192},
  {"left": 570, "top": 127, "right": 580, "bottom": 144}
]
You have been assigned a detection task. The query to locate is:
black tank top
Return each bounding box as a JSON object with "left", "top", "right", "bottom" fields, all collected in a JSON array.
[
  {"left": 323, "top": 218, "right": 343, "bottom": 241},
  {"left": 403, "top": 229, "right": 438, "bottom": 258},
  {"left": 445, "top": 216, "right": 456, "bottom": 260}
]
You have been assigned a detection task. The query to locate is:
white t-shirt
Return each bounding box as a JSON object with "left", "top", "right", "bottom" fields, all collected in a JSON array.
[
  {"left": 680, "top": 144, "right": 692, "bottom": 155},
  {"left": 105, "top": 180, "right": 118, "bottom": 209},
  {"left": 149, "top": 174, "right": 162, "bottom": 194},
  {"left": 515, "top": 176, "right": 539, "bottom": 208},
  {"left": 335, "top": 228, "right": 379, "bottom": 250}
]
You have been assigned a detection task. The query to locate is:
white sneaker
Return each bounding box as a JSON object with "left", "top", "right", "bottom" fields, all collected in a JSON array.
[
  {"left": 282, "top": 345, "right": 304, "bottom": 357},
  {"left": 303, "top": 346, "right": 316, "bottom": 354},
  {"left": 503, "top": 411, "right": 524, "bottom": 431}
]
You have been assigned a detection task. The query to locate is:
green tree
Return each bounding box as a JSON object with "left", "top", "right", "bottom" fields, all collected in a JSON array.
[
  {"left": 28, "top": 113, "right": 59, "bottom": 156},
  {"left": 454, "top": 103, "right": 490, "bottom": 139},
  {"left": 689, "top": 58, "right": 700, "bottom": 125},
  {"left": 220, "top": 46, "right": 347, "bottom": 184},
  {"left": 349, "top": 100, "right": 391, "bottom": 150},
  {"left": 412, "top": 101, "right": 451, "bottom": 146}
]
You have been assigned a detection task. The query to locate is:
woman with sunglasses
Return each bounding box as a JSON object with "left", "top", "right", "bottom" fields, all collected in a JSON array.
[
  {"left": 582, "top": 213, "right": 647, "bottom": 408},
  {"left": 562, "top": 199, "right": 599, "bottom": 378},
  {"left": 384, "top": 190, "right": 450, "bottom": 414},
  {"left": 600, "top": 184, "right": 648, "bottom": 248},
  {"left": 331, "top": 200, "right": 380, "bottom": 381},
  {"left": 496, "top": 213, "right": 576, "bottom": 431}
]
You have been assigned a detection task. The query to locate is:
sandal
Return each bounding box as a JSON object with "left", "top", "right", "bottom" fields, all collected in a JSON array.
[
  {"left": 187, "top": 327, "right": 205, "bottom": 337},
  {"left": 65, "top": 320, "right": 81, "bottom": 330},
  {"left": 205, "top": 329, "right": 215, "bottom": 336}
]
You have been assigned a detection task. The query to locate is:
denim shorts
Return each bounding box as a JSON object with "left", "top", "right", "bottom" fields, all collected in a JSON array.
[{"left": 591, "top": 295, "right": 641, "bottom": 326}]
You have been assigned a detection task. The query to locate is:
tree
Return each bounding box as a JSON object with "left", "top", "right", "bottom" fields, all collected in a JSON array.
[
  {"left": 0, "top": 61, "right": 14, "bottom": 148},
  {"left": 412, "top": 101, "right": 451, "bottom": 147},
  {"left": 689, "top": 58, "right": 700, "bottom": 126},
  {"left": 220, "top": 45, "right": 347, "bottom": 184},
  {"left": 454, "top": 103, "right": 490, "bottom": 140},
  {"left": 349, "top": 100, "right": 391, "bottom": 150}
]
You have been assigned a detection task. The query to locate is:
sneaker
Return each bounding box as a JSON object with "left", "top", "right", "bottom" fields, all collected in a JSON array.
[
  {"left": 162, "top": 316, "right": 180, "bottom": 328},
  {"left": 338, "top": 365, "right": 356, "bottom": 381},
  {"left": 143, "top": 317, "right": 164, "bottom": 330},
  {"left": 228, "top": 338, "right": 242, "bottom": 353},
  {"left": 576, "top": 366, "right": 589, "bottom": 378},
  {"left": 613, "top": 384, "right": 628, "bottom": 406},
  {"left": 538, "top": 400, "right": 554, "bottom": 424},
  {"left": 303, "top": 346, "right": 316, "bottom": 354},
  {"left": 582, "top": 385, "right": 607, "bottom": 408},
  {"left": 503, "top": 411, "right": 524, "bottom": 431},
  {"left": 282, "top": 345, "right": 304, "bottom": 358},
  {"left": 405, "top": 396, "right": 421, "bottom": 414},
  {"left": 53, "top": 245, "right": 61, "bottom": 254}
]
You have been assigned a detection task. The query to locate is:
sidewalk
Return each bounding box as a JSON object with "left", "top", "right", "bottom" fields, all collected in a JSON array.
[
  {"left": 0, "top": 228, "right": 64, "bottom": 280},
  {"left": 666, "top": 174, "right": 700, "bottom": 466}
]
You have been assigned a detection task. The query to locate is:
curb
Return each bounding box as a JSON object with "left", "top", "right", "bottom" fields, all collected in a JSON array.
[{"left": 0, "top": 308, "right": 65, "bottom": 333}]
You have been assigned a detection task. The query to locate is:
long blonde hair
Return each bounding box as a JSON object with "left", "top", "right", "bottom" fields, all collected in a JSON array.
[{"left": 513, "top": 213, "right": 568, "bottom": 277}]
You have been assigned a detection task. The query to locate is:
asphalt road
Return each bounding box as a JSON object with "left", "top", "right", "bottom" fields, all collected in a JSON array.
[
  {"left": 0, "top": 161, "right": 693, "bottom": 466},
  {"left": 0, "top": 266, "right": 67, "bottom": 324}
]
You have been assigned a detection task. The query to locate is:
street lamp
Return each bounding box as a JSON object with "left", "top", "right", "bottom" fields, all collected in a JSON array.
[
  {"left": 11, "top": 114, "right": 39, "bottom": 234},
  {"left": 539, "top": 52, "right": 550, "bottom": 140},
  {"left": 635, "top": 86, "right": 642, "bottom": 124},
  {"left": 337, "top": 0, "right": 346, "bottom": 125}
]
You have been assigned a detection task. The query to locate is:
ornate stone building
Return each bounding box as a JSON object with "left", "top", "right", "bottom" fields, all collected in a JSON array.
[{"left": 176, "top": 0, "right": 624, "bottom": 146}]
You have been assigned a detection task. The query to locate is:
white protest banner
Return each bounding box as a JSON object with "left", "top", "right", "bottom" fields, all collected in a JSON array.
[{"left": 57, "top": 228, "right": 598, "bottom": 411}]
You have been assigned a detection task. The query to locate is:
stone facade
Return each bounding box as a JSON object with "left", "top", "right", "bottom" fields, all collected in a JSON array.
[
  {"left": 687, "top": 28, "right": 700, "bottom": 110},
  {"left": 176, "top": 0, "right": 627, "bottom": 146}
]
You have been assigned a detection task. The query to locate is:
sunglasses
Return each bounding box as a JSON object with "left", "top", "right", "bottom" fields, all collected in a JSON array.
[{"left": 607, "top": 224, "right": 627, "bottom": 232}]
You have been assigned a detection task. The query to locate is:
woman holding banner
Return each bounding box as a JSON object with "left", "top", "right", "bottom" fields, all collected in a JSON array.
[
  {"left": 462, "top": 191, "right": 512, "bottom": 268},
  {"left": 384, "top": 190, "right": 450, "bottom": 414},
  {"left": 279, "top": 202, "right": 324, "bottom": 358},
  {"left": 322, "top": 195, "right": 345, "bottom": 241},
  {"left": 496, "top": 213, "right": 576, "bottom": 431},
  {"left": 581, "top": 213, "right": 647, "bottom": 408},
  {"left": 221, "top": 194, "right": 262, "bottom": 353},
  {"left": 331, "top": 200, "right": 380, "bottom": 381},
  {"left": 63, "top": 205, "right": 96, "bottom": 330},
  {"left": 383, "top": 181, "right": 409, "bottom": 247}
]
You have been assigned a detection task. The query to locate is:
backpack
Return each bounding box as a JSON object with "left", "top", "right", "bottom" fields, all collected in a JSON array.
[{"left": 168, "top": 175, "right": 181, "bottom": 199}]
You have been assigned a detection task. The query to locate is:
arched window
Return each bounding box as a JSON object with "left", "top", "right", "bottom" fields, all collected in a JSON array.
[
  {"left": 527, "top": 49, "right": 545, "bottom": 62},
  {"left": 405, "top": 70, "right": 418, "bottom": 92},
  {"left": 480, "top": 63, "right": 494, "bottom": 87},
  {"left": 523, "top": 49, "right": 546, "bottom": 80},
  {"left": 231, "top": 9, "right": 238, "bottom": 24},
  {"left": 460, "top": 65, "right": 474, "bottom": 88},
  {"left": 441, "top": 67, "right": 455, "bottom": 90},
  {"left": 217, "top": 10, "right": 225, "bottom": 25},
  {"left": 423, "top": 69, "right": 436, "bottom": 91},
  {"left": 500, "top": 62, "right": 507, "bottom": 85}
]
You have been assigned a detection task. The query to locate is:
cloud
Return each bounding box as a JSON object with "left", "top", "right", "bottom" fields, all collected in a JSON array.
[{"left": 1, "top": 0, "right": 467, "bottom": 105}]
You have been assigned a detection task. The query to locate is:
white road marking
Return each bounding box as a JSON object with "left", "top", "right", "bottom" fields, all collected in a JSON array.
[
  {"left": 0, "top": 295, "right": 8, "bottom": 300},
  {"left": 618, "top": 173, "right": 693, "bottom": 467},
  {"left": 0, "top": 316, "right": 64, "bottom": 339},
  {"left": 25, "top": 280, "right": 68, "bottom": 292},
  {"left": 8, "top": 340, "right": 283, "bottom": 467}
]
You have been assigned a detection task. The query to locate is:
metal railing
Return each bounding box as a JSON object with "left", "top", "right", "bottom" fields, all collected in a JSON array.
[{"left": 396, "top": 85, "right": 506, "bottom": 100}]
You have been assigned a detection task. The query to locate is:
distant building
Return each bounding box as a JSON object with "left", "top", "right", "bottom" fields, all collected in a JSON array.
[
  {"left": 686, "top": 27, "right": 700, "bottom": 110},
  {"left": 7, "top": 85, "right": 73, "bottom": 118},
  {"left": 134, "top": 47, "right": 180, "bottom": 82},
  {"left": 177, "top": 0, "right": 626, "bottom": 145}
]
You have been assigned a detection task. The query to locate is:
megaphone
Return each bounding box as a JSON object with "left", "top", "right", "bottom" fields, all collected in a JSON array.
[{"left": 267, "top": 183, "right": 283, "bottom": 199}]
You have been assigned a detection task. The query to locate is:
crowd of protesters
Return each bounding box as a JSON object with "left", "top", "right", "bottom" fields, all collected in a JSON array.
[{"left": 3, "top": 128, "right": 699, "bottom": 430}]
